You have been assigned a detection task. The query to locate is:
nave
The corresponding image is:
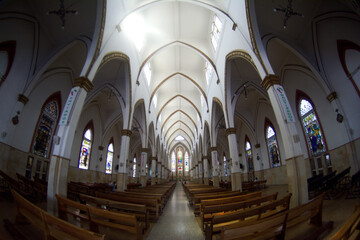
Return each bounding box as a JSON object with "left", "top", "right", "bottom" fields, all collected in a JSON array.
[{"left": 1, "top": 180, "right": 360, "bottom": 240}]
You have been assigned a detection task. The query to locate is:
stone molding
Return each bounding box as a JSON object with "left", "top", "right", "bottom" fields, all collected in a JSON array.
[{"left": 261, "top": 74, "right": 280, "bottom": 91}]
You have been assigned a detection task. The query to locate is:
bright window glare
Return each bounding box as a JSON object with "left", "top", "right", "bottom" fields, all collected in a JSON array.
[
  {"left": 122, "top": 13, "right": 145, "bottom": 51},
  {"left": 175, "top": 135, "right": 185, "bottom": 141},
  {"left": 144, "top": 62, "right": 151, "bottom": 86},
  {"left": 153, "top": 94, "right": 157, "bottom": 108}
]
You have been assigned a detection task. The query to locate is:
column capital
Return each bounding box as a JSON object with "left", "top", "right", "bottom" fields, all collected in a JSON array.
[
  {"left": 151, "top": 156, "right": 157, "bottom": 160},
  {"left": 209, "top": 147, "right": 217, "bottom": 152},
  {"left": 225, "top": 128, "right": 236, "bottom": 136},
  {"left": 141, "top": 148, "right": 149, "bottom": 152},
  {"left": 121, "top": 129, "right": 132, "bottom": 136},
  {"left": 73, "top": 76, "right": 94, "bottom": 92},
  {"left": 261, "top": 74, "right": 280, "bottom": 91},
  {"left": 202, "top": 155, "right": 208, "bottom": 160},
  {"left": 17, "top": 94, "right": 29, "bottom": 105}
]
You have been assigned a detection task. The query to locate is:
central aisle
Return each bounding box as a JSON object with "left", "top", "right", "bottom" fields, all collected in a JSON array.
[{"left": 147, "top": 182, "right": 204, "bottom": 240}]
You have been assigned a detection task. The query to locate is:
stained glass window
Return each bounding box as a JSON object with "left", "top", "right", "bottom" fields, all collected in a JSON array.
[
  {"left": 78, "top": 128, "right": 92, "bottom": 169},
  {"left": 177, "top": 148, "right": 183, "bottom": 173},
  {"left": 32, "top": 100, "right": 59, "bottom": 158},
  {"left": 105, "top": 142, "right": 113, "bottom": 174},
  {"left": 132, "top": 157, "right": 136, "bottom": 177},
  {"left": 223, "top": 155, "right": 228, "bottom": 177},
  {"left": 185, "top": 151, "right": 189, "bottom": 172},
  {"left": 245, "top": 137, "right": 254, "bottom": 171},
  {"left": 266, "top": 124, "right": 281, "bottom": 168},
  {"left": 171, "top": 151, "right": 176, "bottom": 172},
  {"left": 299, "top": 99, "right": 326, "bottom": 156}
]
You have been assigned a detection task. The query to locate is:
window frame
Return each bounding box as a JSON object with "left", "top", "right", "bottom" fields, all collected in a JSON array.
[
  {"left": 105, "top": 138, "right": 114, "bottom": 174},
  {"left": 78, "top": 121, "right": 94, "bottom": 170},
  {"left": 264, "top": 118, "right": 281, "bottom": 168}
]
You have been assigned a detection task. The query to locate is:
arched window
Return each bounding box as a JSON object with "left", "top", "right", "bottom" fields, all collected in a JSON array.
[
  {"left": 32, "top": 92, "right": 61, "bottom": 158},
  {"left": 223, "top": 154, "right": 228, "bottom": 177},
  {"left": 298, "top": 95, "right": 326, "bottom": 156},
  {"left": 132, "top": 155, "right": 137, "bottom": 178},
  {"left": 185, "top": 151, "right": 189, "bottom": 172},
  {"left": 78, "top": 122, "right": 93, "bottom": 170},
  {"left": 245, "top": 136, "right": 254, "bottom": 171},
  {"left": 105, "top": 140, "right": 114, "bottom": 174},
  {"left": 265, "top": 120, "right": 281, "bottom": 168},
  {"left": 177, "top": 147, "right": 183, "bottom": 173},
  {"left": 171, "top": 151, "right": 176, "bottom": 172}
]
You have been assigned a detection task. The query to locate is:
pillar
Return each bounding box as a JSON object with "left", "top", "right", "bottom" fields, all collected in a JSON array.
[
  {"left": 203, "top": 156, "right": 210, "bottom": 185},
  {"left": 139, "top": 148, "right": 148, "bottom": 187},
  {"left": 116, "top": 129, "right": 132, "bottom": 191},
  {"left": 198, "top": 160, "right": 203, "bottom": 184},
  {"left": 226, "top": 128, "right": 242, "bottom": 191},
  {"left": 47, "top": 77, "right": 92, "bottom": 214},
  {"left": 210, "top": 147, "right": 220, "bottom": 187},
  {"left": 151, "top": 157, "right": 157, "bottom": 185},
  {"left": 157, "top": 161, "right": 161, "bottom": 183},
  {"left": 262, "top": 74, "right": 308, "bottom": 206}
]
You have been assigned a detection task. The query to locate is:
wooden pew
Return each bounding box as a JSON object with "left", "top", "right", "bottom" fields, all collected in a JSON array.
[
  {"left": 330, "top": 205, "right": 360, "bottom": 240},
  {"left": 192, "top": 191, "right": 248, "bottom": 215},
  {"left": 242, "top": 180, "right": 267, "bottom": 192},
  {"left": 7, "top": 189, "right": 104, "bottom": 240},
  {"left": 201, "top": 193, "right": 278, "bottom": 231},
  {"left": 96, "top": 191, "right": 161, "bottom": 219},
  {"left": 285, "top": 193, "right": 333, "bottom": 239},
  {"left": 79, "top": 193, "right": 149, "bottom": 230},
  {"left": 219, "top": 193, "right": 333, "bottom": 240},
  {"left": 205, "top": 194, "right": 292, "bottom": 239},
  {"left": 56, "top": 194, "right": 143, "bottom": 240},
  {"left": 220, "top": 211, "right": 288, "bottom": 240}
]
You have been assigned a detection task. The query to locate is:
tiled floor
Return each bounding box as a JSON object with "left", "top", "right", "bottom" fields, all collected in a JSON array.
[
  {"left": 147, "top": 182, "right": 204, "bottom": 240},
  {"left": 1, "top": 183, "right": 359, "bottom": 239}
]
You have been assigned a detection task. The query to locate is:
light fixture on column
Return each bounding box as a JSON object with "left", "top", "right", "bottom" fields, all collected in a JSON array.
[
  {"left": 47, "top": 0, "right": 78, "bottom": 30},
  {"left": 273, "top": 0, "right": 304, "bottom": 29}
]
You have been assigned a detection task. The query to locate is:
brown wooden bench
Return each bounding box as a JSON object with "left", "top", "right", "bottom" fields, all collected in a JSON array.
[
  {"left": 201, "top": 192, "right": 278, "bottom": 231},
  {"left": 96, "top": 191, "right": 161, "bottom": 219},
  {"left": 242, "top": 180, "right": 267, "bottom": 192},
  {"left": 56, "top": 194, "right": 143, "bottom": 240},
  {"left": 7, "top": 189, "right": 104, "bottom": 240},
  {"left": 220, "top": 211, "right": 288, "bottom": 240},
  {"left": 193, "top": 191, "right": 249, "bottom": 215},
  {"left": 79, "top": 193, "right": 149, "bottom": 230},
  {"left": 285, "top": 193, "right": 333, "bottom": 239},
  {"left": 330, "top": 205, "right": 360, "bottom": 240},
  {"left": 205, "top": 194, "right": 292, "bottom": 239}
]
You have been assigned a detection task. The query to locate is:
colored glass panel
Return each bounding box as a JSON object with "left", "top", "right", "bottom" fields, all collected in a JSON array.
[
  {"left": 245, "top": 141, "right": 254, "bottom": 171},
  {"left": 32, "top": 100, "right": 58, "bottom": 158},
  {"left": 223, "top": 156, "right": 227, "bottom": 176},
  {"left": 185, "top": 151, "right": 189, "bottom": 171},
  {"left": 132, "top": 157, "right": 136, "bottom": 177},
  {"left": 171, "top": 151, "right": 176, "bottom": 172},
  {"left": 266, "top": 126, "right": 280, "bottom": 168},
  {"left": 300, "top": 99, "right": 326, "bottom": 156},
  {"left": 105, "top": 143, "right": 113, "bottom": 174},
  {"left": 79, "top": 129, "right": 91, "bottom": 169}
]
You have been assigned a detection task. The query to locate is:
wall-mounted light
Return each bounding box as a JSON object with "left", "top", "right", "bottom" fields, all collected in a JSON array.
[
  {"left": 336, "top": 109, "right": 344, "bottom": 123},
  {"left": 12, "top": 111, "right": 20, "bottom": 125}
]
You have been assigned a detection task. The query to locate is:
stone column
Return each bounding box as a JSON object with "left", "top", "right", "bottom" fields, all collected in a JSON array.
[
  {"left": 210, "top": 147, "right": 220, "bottom": 187},
  {"left": 203, "top": 156, "right": 210, "bottom": 185},
  {"left": 195, "top": 165, "right": 198, "bottom": 182},
  {"left": 262, "top": 74, "right": 308, "bottom": 206},
  {"left": 151, "top": 157, "right": 157, "bottom": 185},
  {"left": 116, "top": 129, "right": 132, "bottom": 191},
  {"left": 139, "top": 148, "right": 148, "bottom": 187},
  {"left": 226, "top": 128, "right": 242, "bottom": 191},
  {"left": 157, "top": 161, "right": 161, "bottom": 183},
  {"left": 198, "top": 160, "right": 203, "bottom": 184},
  {"left": 47, "top": 77, "right": 93, "bottom": 214}
]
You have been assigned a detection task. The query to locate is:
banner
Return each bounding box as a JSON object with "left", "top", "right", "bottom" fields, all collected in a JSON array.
[
  {"left": 273, "top": 84, "right": 295, "bottom": 123},
  {"left": 59, "top": 87, "right": 80, "bottom": 125}
]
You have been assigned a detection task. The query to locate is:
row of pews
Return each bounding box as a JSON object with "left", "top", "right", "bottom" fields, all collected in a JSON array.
[
  {"left": 5, "top": 180, "right": 176, "bottom": 239},
  {"left": 307, "top": 167, "right": 360, "bottom": 200},
  {"left": 183, "top": 182, "right": 360, "bottom": 240},
  {"left": 0, "top": 170, "right": 47, "bottom": 202}
]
